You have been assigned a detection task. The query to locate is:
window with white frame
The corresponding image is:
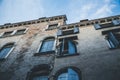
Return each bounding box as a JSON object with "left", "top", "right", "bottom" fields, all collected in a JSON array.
[
  {"left": 46, "top": 23, "right": 59, "bottom": 30},
  {"left": 0, "top": 28, "right": 28, "bottom": 38},
  {"left": 2, "top": 31, "right": 13, "bottom": 37},
  {"left": 39, "top": 37, "right": 55, "bottom": 53},
  {"left": 0, "top": 43, "right": 14, "bottom": 59},
  {"left": 15, "top": 29, "right": 27, "bottom": 35}
]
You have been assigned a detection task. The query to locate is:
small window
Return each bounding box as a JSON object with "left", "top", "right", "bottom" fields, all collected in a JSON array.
[
  {"left": 47, "top": 24, "right": 58, "bottom": 30},
  {"left": 39, "top": 37, "right": 55, "bottom": 53},
  {"left": 0, "top": 43, "right": 14, "bottom": 59},
  {"left": 57, "top": 27, "right": 79, "bottom": 36},
  {"left": 106, "top": 32, "right": 120, "bottom": 49},
  {"left": 56, "top": 68, "right": 80, "bottom": 80},
  {"left": 15, "top": 29, "right": 26, "bottom": 35},
  {"left": 94, "top": 20, "right": 120, "bottom": 30},
  {"left": 3, "top": 31, "right": 13, "bottom": 37},
  {"left": 58, "top": 38, "right": 77, "bottom": 56}
]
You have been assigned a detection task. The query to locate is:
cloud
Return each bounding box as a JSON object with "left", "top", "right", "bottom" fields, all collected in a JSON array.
[
  {"left": 66, "top": 0, "right": 117, "bottom": 23},
  {"left": 0, "top": 0, "right": 44, "bottom": 24},
  {"left": 0, "top": 0, "right": 119, "bottom": 25}
]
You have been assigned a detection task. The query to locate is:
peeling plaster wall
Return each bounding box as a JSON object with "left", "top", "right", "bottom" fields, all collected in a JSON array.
[{"left": 0, "top": 17, "right": 120, "bottom": 80}]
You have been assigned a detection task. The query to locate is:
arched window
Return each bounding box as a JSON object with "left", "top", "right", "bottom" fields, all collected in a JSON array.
[
  {"left": 27, "top": 64, "right": 51, "bottom": 80},
  {"left": 56, "top": 67, "right": 80, "bottom": 80},
  {"left": 39, "top": 37, "right": 55, "bottom": 53},
  {"left": 0, "top": 43, "right": 14, "bottom": 59},
  {"left": 59, "top": 38, "right": 77, "bottom": 55}
]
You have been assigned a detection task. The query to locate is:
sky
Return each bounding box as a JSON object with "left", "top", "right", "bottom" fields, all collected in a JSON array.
[{"left": 0, "top": 0, "right": 120, "bottom": 25}]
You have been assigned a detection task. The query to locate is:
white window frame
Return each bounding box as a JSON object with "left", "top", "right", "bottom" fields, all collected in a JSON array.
[{"left": 0, "top": 43, "right": 15, "bottom": 59}]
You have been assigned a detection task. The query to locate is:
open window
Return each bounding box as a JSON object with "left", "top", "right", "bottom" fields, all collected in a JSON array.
[
  {"left": 0, "top": 43, "right": 14, "bottom": 60},
  {"left": 105, "top": 32, "right": 120, "bottom": 49},
  {"left": 57, "top": 36, "right": 78, "bottom": 57}
]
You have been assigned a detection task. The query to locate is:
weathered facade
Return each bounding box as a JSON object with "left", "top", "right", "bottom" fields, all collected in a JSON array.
[{"left": 0, "top": 14, "right": 120, "bottom": 80}]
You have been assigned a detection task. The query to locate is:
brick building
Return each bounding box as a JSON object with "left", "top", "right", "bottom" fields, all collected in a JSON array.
[{"left": 0, "top": 15, "right": 120, "bottom": 80}]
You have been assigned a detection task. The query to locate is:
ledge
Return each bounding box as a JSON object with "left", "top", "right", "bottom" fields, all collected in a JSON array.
[
  {"left": 34, "top": 51, "right": 55, "bottom": 56},
  {"left": 56, "top": 53, "right": 79, "bottom": 58}
]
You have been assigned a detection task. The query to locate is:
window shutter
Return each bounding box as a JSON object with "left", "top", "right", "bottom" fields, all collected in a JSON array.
[
  {"left": 108, "top": 32, "right": 119, "bottom": 48},
  {"left": 112, "top": 20, "right": 120, "bottom": 26},
  {"left": 57, "top": 29, "right": 62, "bottom": 36},
  {"left": 94, "top": 24, "right": 101, "bottom": 29},
  {"left": 68, "top": 68, "right": 79, "bottom": 80},
  {"left": 74, "top": 27, "right": 79, "bottom": 33}
]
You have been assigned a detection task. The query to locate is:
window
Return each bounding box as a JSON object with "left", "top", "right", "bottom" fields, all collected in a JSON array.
[
  {"left": 57, "top": 27, "right": 79, "bottom": 36},
  {"left": 46, "top": 23, "right": 58, "bottom": 30},
  {"left": 0, "top": 43, "right": 14, "bottom": 59},
  {"left": 56, "top": 68, "right": 80, "bottom": 80},
  {"left": 39, "top": 37, "right": 55, "bottom": 53},
  {"left": 2, "top": 31, "right": 13, "bottom": 37},
  {"left": 106, "top": 32, "right": 120, "bottom": 49},
  {"left": 26, "top": 64, "right": 51, "bottom": 80},
  {"left": 94, "top": 19, "right": 120, "bottom": 30},
  {"left": 58, "top": 37, "right": 77, "bottom": 56},
  {"left": 15, "top": 29, "right": 26, "bottom": 35}
]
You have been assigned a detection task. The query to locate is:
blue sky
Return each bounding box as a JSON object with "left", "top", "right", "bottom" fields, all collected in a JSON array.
[{"left": 0, "top": 0, "right": 120, "bottom": 25}]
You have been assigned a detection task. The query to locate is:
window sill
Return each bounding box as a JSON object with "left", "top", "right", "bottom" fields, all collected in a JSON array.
[
  {"left": 56, "top": 53, "right": 79, "bottom": 58},
  {"left": 34, "top": 51, "right": 55, "bottom": 56}
]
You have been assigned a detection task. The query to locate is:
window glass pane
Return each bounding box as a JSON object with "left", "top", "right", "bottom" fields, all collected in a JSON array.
[
  {"left": 15, "top": 29, "right": 26, "bottom": 35},
  {"left": 33, "top": 76, "right": 48, "bottom": 80},
  {"left": 58, "top": 73, "right": 68, "bottom": 80},
  {"left": 0, "top": 45, "right": 13, "bottom": 59},
  {"left": 68, "top": 68, "right": 79, "bottom": 80},
  {"left": 40, "top": 39, "right": 54, "bottom": 52},
  {"left": 68, "top": 40, "right": 76, "bottom": 54}
]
